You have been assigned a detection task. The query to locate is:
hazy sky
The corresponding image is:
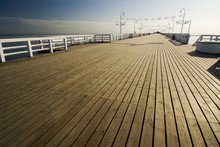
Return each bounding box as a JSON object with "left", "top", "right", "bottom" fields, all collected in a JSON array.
[{"left": 0, "top": 0, "right": 220, "bottom": 35}]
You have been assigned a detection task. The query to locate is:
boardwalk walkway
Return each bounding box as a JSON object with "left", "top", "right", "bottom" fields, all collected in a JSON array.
[{"left": 0, "top": 34, "right": 219, "bottom": 146}]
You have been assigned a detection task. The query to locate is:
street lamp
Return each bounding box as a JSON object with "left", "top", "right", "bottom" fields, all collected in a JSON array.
[
  {"left": 171, "top": 17, "right": 175, "bottom": 33},
  {"left": 120, "top": 12, "right": 125, "bottom": 34},
  {"left": 133, "top": 19, "right": 137, "bottom": 34},
  {"left": 180, "top": 8, "right": 186, "bottom": 34}
]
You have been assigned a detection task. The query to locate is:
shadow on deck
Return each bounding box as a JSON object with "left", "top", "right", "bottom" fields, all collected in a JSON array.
[
  {"left": 169, "top": 39, "right": 186, "bottom": 46},
  {"left": 208, "top": 60, "right": 220, "bottom": 80},
  {"left": 114, "top": 42, "right": 164, "bottom": 46},
  {"left": 187, "top": 50, "right": 220, "bottom": 58},
  {"left": 187, "top": 50, "right": 220, "bottom": 80}
]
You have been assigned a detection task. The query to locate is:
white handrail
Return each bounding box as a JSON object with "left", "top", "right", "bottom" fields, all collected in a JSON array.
[
  {"left": 3, "top": 45, "right": 28, "bottom": 50},
  {"left": 199, "top": 35, "right": 220, "bottom": 42},
  {"left": 0, "top": 33, "right": 147, "bottom": 62},
  {"left": 5, "top": 51, "right": 29, "bottom": 56},
  {"left": 0, "top": 42, "right": 6, "bottom": 62},
  {"left": 0, "top": 35, "right": 95, "bottom": 62}
]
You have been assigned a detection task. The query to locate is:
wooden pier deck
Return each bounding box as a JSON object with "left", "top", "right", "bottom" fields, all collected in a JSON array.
[{"left": 0, "top": 34, "right": 219, "bottom": 146}]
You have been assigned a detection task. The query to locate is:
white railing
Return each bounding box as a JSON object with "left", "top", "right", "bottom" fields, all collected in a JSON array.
[
  {"left": 199, "top": 35, "right": 220, "bottom": 42},
  {"left": 163, "top": 33, "right": 190, "bottom": 44},
  {"left": 94, "top": 34, "right": 112, "bottom": 42},
  {"left": 94, "top": 34, "right": 132, "bottom": 43},
  {"left": 0, "top": 33, "right": 147, "bottom": 62},
  {"left": 0, "top": 35, "right": 94, "bottom": 62},
  {"left": 112, "top": 34, "right": 131, "bottom": 41},
  {"left": 193, "top": 35, "right": 220, "bottom": 46}
]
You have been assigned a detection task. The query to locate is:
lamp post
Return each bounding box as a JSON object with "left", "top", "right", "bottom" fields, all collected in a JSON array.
[
  {"left": 133, "top": 19, "right": 137, "bottom": 34},
  {"left": 144, "top": 26, "right": 148, "bottom": 34},
  {"left": 140, "top": 23, "right": 143, "bottom": 34},
  {"left": 188, "top": 20, "right": 192, "bottom": 33},
  {"left": 120, "top": 12, "right": 125, "bottom": 34},
  {"left": 171, "top": 17, "right": 175, "bottom": 33},
  {"left": 168, "top": 23, "right": 170, "bottom": 33},
  {"left": 180, "top": 8, "right": 186, "bottom": 34}
]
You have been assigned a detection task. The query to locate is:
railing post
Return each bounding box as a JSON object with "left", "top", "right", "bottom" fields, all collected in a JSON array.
[
  {"left": 40, "top": 40, "right": 44, "bottom": 50},
  {"left": 108, "top": 34, "right": 110, "bottom": 42},
  {"left": 200, "top": 35, "right": 203, "bottom": 41},
  {"left": 0, "top": 42, "right": 6, "bottom": 62},
  {"left": 90, "top": 36, "right": 92, "bottom": 43},
  {"left": 49, "top": 39, "right": 53, "bottom": 53},
  {"left": 71, "top": 37, "right": 73, "bottom": 45},
  {"left": 27, "top": 40, "right": 33, "bottom": 57},
  {"left": 210, "top": 36, "right": 213, "bottom": 41},
  {"left": 84, "top": 36, "right": 86, "bottom": 43},
  {"left": 64, "top": 38, "right": 68, "bottom": 50}
]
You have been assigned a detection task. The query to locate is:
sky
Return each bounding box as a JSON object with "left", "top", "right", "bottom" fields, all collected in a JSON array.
[{"left": 0, "top": 0, "right": 220, "bottom": 35}]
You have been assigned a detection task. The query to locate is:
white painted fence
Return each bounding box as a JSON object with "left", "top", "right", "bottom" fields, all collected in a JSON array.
[
  {"left": 94, "top": 34, "right": 131, "bottom": 43},
  {"left": 199, "top": 35, "right": 220, "bottom": 42},
  {"left": 193, "top": 35, "right": 220, "bottom": 46},
  {"left": 94, "top": 34, "right": 112, "bottom": 42},
  {"left": 195, "top": 35, "right": 220, "bottom": 54},
  {"left": 0, "top": 35, "right": 94, "bottom": 62},
  {"left": 0, "top": 33, "right": 147, "bottom": 62},
  {"left": 163, "top": 33, "right": 190, "bottom": 44}
]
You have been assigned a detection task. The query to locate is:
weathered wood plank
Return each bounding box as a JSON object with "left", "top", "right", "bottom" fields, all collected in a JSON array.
[{"left": 0, "top": 34, "right": 219, "bottom": 147}]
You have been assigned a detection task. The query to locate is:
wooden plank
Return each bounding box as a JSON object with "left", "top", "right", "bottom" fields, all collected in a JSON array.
[
  {"left": 72, "top": 48, "right": 151, "bottom": 146},
  {"left": 86, "top": 51, "right": 152, "bottom": 147},
  {"left": 31, "top": 48, "right": 140, "bottom": 146},
  {"left": 140, "top": 51, "right": 157, "bottom": 146},
  {"left": 51, "top": 98, "right": 104, "bottom": 146},
  {"left": 41, "top": 42, "right": 148, "bottom": 146},
  {"left": 169, "top": 47, "right": 220, "bottom": 116},
  {"left": 72, "top": 99, "right": 115, "bottom": 146},
  {"left": 99, "top": 48, "right": 154, "bottom": 147},
  {"left": 55, "top": 44, "right": 147, "bottom": 146},
  {"left": 178, "top": 45, "right": 220, "bottom": 82},
  {"left": 0, "top": 51, "right": 130, "bottom": 133},
  {"left": 99, "top": 46, "right": 151, "bottom": 146},
  {"left": 0, "top": 42, "right": 138, "bottom": 146},
  {"left": 84, "top": 101, "right": 121, "bottom": 147},
  {"left": 165, "top": 45, "right": 219, "bottom": 146},
  {"left": 126, "top": 50, "right": 155, "bottom": 147},
  {"left": 113, "top": 48, "right": 154, "bottom": 146},
  {"left": 154, "top": 48, "right": 166, "bottom": 147},
  {"left": 161, "top": 49, "right": 179, "bottom": 146},
  {"left": 99, "top": 103, "right": 128, "bottom": 147},
  {"left": 167, "top": 47, "right": 220, "bottom": 144},
  {"left": 176, "top": 47, "right": 220, "bottom": 93},
  {"left": 0, "top": 34, "right": 219, "bottom": 146},
  {"left": 163, "top": 47, "right": 192, "bottom": 146}
]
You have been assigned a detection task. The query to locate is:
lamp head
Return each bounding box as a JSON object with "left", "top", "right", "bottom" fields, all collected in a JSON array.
[
  {"left": 180, "top": 8, "right": 185, "bottom": 13},
  {"left": 121, "top": 12, "right": 126, "bottom": 18}
]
